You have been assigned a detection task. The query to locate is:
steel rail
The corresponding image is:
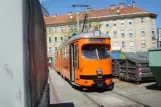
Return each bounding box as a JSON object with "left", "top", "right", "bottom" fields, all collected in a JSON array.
[{"left": 81, "top": 91, "right": 104, "bottom": 107}]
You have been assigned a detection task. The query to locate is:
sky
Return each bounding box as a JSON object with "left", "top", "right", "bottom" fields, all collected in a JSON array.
[{"left": 40, "top": 0, "right": 161, "bottom": 28}]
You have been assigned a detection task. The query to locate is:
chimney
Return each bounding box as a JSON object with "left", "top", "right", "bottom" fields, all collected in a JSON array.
[
  {"left": 119, "top": 3, "right": 125, "bottom": 9},
  {"left": 87, "top": 7, "right": 92, "bottom": 11},
  {"left": 117, "top": 9, "right": 120, "bottom": 14},
  {"left": 52, "top": 14, "right": 57, "bottom": 17},
  {"left": 68, "top": 12, "right": 72, "bottom": 15},
  {"left": 132, "top": 1, "right": 135, "bottom": 7},
  {"left": 110, "top": 4, "right": 116, "bottom": 9}
]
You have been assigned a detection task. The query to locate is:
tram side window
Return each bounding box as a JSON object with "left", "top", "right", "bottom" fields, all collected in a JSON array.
[
  {"left": 82, "top": 45, "right": 111, "bottom": 59},
  {"left": 75, "top": 44, "right": 79, "bottom": 69}
]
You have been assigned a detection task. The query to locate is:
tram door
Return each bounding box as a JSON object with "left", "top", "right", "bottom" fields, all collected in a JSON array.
[
  {"left": 74, "top": 43, "right": 79, "bottom": 80},
  {"left": 70, "top": 43, "right": 79, "bottom": 82},
  {"left": 70, "top": 43, "right": 74, "bottom": 81}
]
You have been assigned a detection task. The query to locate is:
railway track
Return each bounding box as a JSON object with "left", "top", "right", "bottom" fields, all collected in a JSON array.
[
  {"left": 81, "top": 91, "right": 104, "bottom": 107},
  {"left": 111, "top": 90, "right": 150, "bottom": 107},
  {"left": 49, "top": 68, "right": 149, "bottom": 107},
  {"left": 49, "top": 75, "right": 104, "bottom": 107}
]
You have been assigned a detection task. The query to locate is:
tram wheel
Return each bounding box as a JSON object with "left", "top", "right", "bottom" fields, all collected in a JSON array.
[{"left": 107, "top": 82, "right": 114, "bottom": 91}]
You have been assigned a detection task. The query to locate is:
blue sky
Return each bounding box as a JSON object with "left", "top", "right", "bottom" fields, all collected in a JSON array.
[{"left": 40, "top": 0, "right": 161, "bottom": 28}]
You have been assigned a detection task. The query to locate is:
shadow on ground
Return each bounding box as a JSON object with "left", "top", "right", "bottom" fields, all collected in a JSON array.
[
  {"left": 49, "top": 102, "right": 75, "bottom": 107},
  {"left": 145, "top": 83, "right": 161, "bottom": 91},
  {"left": 71, "top": 84, "right": 110, "bottom": 93}
]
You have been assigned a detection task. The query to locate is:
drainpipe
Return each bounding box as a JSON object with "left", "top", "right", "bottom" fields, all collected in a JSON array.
[{"left": 133, "top": 15, "right": 137, "bottom": 52}]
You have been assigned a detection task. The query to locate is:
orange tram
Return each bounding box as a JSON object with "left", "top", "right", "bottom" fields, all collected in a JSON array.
[{"left": 54, "top": 30, "right": 114, "bottom": 90}]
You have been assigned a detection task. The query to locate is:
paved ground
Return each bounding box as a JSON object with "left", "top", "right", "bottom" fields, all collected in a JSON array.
[
  {"left": 49, "top": 68, "right": 98, "bottom": 107},
  {"left": 49, "top": 68, "right": 154, "bottom": 107},
  {"left": 113, "top": 79, "right": 161, "bottom": 107}
]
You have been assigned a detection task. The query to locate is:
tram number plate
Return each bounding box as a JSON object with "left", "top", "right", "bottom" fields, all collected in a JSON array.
[
  {"left": 97, "top": 75, "right": 102, "bottom": 79},
  {"left": 97, "top": 84, "right": 103, "bottom": 87}
]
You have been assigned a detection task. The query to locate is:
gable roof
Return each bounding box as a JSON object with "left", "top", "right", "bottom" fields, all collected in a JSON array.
[{"left": 44, "top": 5, "right": 156, "bottom": 25}]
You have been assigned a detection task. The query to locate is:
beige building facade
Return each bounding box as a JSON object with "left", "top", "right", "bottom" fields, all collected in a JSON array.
[
  {"left": 100, "top": 16, "right": 157, "bottom": 52},
  {"left": 45, "top": 1, "right": 157, "bottom": 58}
]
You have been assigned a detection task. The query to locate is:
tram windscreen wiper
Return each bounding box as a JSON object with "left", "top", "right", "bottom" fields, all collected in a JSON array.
[{"left": 95, "top": 48, "right": 99, "bottom": 60}]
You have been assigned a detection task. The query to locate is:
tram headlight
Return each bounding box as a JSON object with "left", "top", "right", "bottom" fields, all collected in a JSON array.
[{"left": 96, "top": 68, "right": 102, "bottom": 75}]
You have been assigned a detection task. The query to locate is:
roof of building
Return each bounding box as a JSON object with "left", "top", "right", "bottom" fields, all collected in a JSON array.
[{"left": 44, "top": 3, "right": 157, "bottom": 25}]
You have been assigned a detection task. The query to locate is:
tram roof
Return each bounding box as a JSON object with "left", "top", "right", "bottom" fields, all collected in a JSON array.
[{"left": 57, "top": 31, "right": 110, "bottom": 51}]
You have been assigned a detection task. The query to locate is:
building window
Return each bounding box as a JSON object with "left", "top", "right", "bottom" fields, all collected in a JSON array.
[
  {"left": 121, "top": 30, "right": 125, "bottom": 37},
  {"left": 129, "top": 30, "right": 133, "bottom": 37},
  {"left": 55, "top": 47, "right": 57, "bottom": 51},
  {"left": 99, "top": 24, "right": 102, "bottom": 28},
  {"left": 68, "top": 25, "right": 71, "bottom": 31},
  {"left": 68, "top": 36, "right": 71, "bottom": 39},
  {"left": 128, "top": 19, "right": 132, "bottom": 25},
  {"left": 129, "top": 41, "right": 134, "bottom": 48},
  {"left": 60, "top": 26, "right": 63, "bottom": 32},
  {"left": 106, "top": 24, "right": 109, "bottom": 27},
  {"left": 141, "top": 30, "right": 145, "bottom": 36},
  {"left": 49, "top": 37, "right": 52, "bottom": 43},
  {"left": 49, "top": 47, "right": 52, "bottom": 52},
  {"left": 153, "top": 40, "right": 155, "bottom": 47},
  {"left": 141, "top": 18, "right": 144, "bottom": 24},
  {"left": 152, "top": 19, "right": 155, "bottom": 25},
  {"left": 114, "top": 42, "right": 118, "bottom": 47},
  {"left": 106, "top": 31, "right": 109, "bottom": 36},
  {"left": 114, "top": 31, "right": 117, "bottom": 38},
  {"left": 141, "top": 40, "right": 146, "bottom": 48},
  {"left": 60, "top": 37, "right": 63, "bottom": 42},
  {"left": 113, "top": 21, "right": 116, "bottom": 26},
  {"left": 48, "top": 27, "right": 52, "bottom": 34},
  {"left": 122, "top": 41, "right": 125, "bottom": 48},
  {"left": 54, "top": 27, "right": 57, "bottom": 33},
  {"left": 121, "top": 20, "right": 124, "bottom": 25},
  {"left": 152, "top": 30, "right": 155, "bottom": 36},
  {"left": 89, "top": 24, "right": 92, "bottom": 28},
  {"left": 54, "top": 37, "right": 57, "bottom": 42}
]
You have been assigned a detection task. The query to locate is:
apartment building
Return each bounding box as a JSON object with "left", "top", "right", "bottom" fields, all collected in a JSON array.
[
  {"left": 157, "top": 28, "right": 161, "bottom": 48},
  {"left": 44, "top": 1, "right": 157, "bottom": 58}
]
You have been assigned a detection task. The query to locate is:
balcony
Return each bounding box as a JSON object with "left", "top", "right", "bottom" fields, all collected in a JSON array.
[{"left": 152, "top": 35, "right": 156, "bottom": 40}]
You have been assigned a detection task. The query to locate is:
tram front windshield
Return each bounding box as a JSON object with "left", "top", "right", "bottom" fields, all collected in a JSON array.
[{"left": 82, "top": 44, "right": 111, "bottom": 59}]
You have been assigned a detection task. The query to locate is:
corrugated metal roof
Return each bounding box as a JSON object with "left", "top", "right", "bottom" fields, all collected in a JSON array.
[{"left": 123, "top": 52, "right": 149, "bottom": 61}]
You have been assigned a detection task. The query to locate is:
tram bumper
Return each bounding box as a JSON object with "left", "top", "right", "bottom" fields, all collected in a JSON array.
[
  {"left": 93, "top": 77, "right": 113, "bottom": 88},
  {"left": 78, "top": 74, "right": 113, "bottom": 88}
]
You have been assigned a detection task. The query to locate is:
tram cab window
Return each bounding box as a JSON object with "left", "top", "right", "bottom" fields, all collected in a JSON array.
[{"left": 82, "top": 44, "right": 111, "bottom": 59}]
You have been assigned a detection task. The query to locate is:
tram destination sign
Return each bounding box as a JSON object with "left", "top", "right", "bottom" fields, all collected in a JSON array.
[{"left": 89, "top": 38, "right": 105, "bottom": 42}]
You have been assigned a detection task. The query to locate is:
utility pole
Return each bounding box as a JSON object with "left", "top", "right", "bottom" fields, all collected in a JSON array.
[
  {"left": 77, "top": 12, "right": 79, "bottom": 33},
  {"left": 72, "top": 4, "right": 89, "bottom": 33}
]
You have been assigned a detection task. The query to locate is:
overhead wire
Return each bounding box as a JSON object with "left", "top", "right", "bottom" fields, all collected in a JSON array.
[
  {"left": 84, "top": 0, "right": 89, "bottom": 4},
  {"left": 46, "top": 0, "right": 56, "bottom": 10},
  {"left": 89, "top": 0, "right": 97, "bottom": 7},
  {"left": 82, "top": 0, "right": 97, "bottom": 31}
]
